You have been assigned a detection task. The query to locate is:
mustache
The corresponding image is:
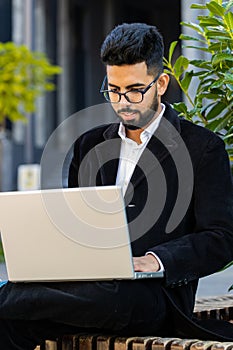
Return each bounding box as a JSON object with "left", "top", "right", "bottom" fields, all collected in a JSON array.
[{"left": 117, "top": 108, "right": 140, "bottom": 114}]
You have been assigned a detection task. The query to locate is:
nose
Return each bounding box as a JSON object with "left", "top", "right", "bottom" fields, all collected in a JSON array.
[{"left": 119, "top": 93, "right": 132, "bottom": 106}]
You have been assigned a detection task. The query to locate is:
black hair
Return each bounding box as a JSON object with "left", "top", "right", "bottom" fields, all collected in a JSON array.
[{"left": 100, "top": 23, "right": 164, "bottom": 75}]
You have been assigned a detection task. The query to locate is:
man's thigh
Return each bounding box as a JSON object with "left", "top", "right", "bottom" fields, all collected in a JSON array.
[{"left": 0, "top": 279, "right": 167, "bottom": 332}]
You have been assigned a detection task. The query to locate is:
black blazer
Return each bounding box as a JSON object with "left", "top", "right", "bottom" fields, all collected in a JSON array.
[{"left": 68, "top": 102, "right": 233, "bottom": 339}]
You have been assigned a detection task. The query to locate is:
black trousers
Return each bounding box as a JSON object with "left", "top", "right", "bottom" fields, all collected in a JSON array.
[{"left": 0, "top": 279, "right": 168, "bottom": 350}]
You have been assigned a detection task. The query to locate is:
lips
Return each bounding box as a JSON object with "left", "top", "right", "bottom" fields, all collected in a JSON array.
[{"left": 120, "top": 111, "right": 138, "bottom": 120}]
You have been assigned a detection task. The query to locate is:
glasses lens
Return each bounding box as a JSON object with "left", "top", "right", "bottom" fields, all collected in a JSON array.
[
  {"left": 103, "top": 91, "right": 120, "bottom": 103},
  {"left": 102, "top": 90, "right": 143, "bottom": 103},
  {"left": 126, "top": 91, "right": 143, "bottom": 103}
]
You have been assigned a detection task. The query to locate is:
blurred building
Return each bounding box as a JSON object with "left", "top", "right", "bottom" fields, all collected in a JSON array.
[{"left": 0, "top": 0, "right": 205, "bottom": 189}]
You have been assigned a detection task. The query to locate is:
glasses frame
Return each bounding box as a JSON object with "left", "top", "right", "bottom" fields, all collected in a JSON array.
[{"left": 100, "top": 71, "right": 161, "bottom": 104}]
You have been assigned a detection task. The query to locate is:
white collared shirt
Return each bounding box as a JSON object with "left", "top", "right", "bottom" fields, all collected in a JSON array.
[
  {"left": 115, "top": 103, "right": 165, "bottom": 195},
  {"left": 115, "top": 103, "right": 166, "bottom": 272}
]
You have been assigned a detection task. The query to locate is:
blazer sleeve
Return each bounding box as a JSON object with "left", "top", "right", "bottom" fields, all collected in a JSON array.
[{"left": 150, "top": 136, "right": 233, "bottom": 287}]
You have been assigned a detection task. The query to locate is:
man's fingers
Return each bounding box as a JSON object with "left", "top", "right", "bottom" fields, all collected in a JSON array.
[{"left": 133, "top": 255, "right": 160, "bottom": 272}]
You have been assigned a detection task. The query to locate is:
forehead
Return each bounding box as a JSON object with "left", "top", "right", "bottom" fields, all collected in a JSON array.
[{"left": 106, "top": 62, "right": 152, "bottom": 86}]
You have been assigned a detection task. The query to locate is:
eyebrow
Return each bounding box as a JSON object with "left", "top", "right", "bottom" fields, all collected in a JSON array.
[{"left": 108, "top": 82, "right": 146, "bottom": 90}]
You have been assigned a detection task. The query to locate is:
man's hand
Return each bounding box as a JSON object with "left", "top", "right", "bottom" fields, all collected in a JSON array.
[{"left": 133, "top": 254, "right": 160, "bottom": 272}]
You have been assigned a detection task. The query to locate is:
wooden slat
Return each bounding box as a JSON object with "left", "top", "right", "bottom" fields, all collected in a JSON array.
[
  {"left": 190, "top": 341, "right": 219, "bottom": 350},
  {"left": 114, "top": 336, "right": 138, "bottom": 350},
  {"left": 78, "top": 334, "right": 99, "bottom": 350},
  {"left": 152, "top": 338, "right": 181, "bottom": 350},
  {"left": 45, "top": 340, "right": 59, "bottom": 350},
  {"left": 97, "top": 335, "right": 116, "bottom": 350},
  {"left": 61, "top": 335, "right": 74, "bottom": 350},
  {"left": 132, "top": 336, "right": 160, "bottom": 350},
  {"left": 211, "top": 343, "right": 233, "bottom": 350},
  {"left": 170, "top": 339, "right": 199, "bottom": 350}
]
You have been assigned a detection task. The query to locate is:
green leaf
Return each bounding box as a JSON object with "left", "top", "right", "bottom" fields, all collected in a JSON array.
[
  {"left": 207, "top": 118, "right": 224, "bottom": 131},
  {"left": 206, "top": 1, "right": 225, "bottom": 17},
  {"left": 198, "top": 91, "right": 224, "bottom": 100},
  {"left": 207, "top": 110, "right": 232, "bottom": 132},
  {"left": 199, "top": 17, "right": 225, "bottom": 27},
  {"left": 0, "top": 240, "right": 5, "bottom": 262},
  {"left": 224, "top": 134, "right": 233, "bottom": 142},
  {"left": 173, "top": 56, "right": 189, "bottom": 77},
  {"left": 179, "top": 34, "right": 200, "bottom": 42},
  {"left": 180, "top": 71, "right": 193, "bottom": 93},
  {"left": 180, "top": 22, "right": 204, "bottom": 35},
  {"left": 222, "top": 261, "right": 233, "bottom": 271},
  {"left": 172, "top": 102, "right": 193, "bottom": 121},
  {"left": 212, "top": 53, "right": 233, "bottom": 66},
  {"left": 172, "top": 102, "right": 188, "bottom": 114},
  {"left": 226, "top": 83, "right": 233, "bottom": 91},
  {"left": 168, "top": 41, "right": 178, "bottom": 63},
  {"left": 208, "top": 42, "right": 228, "bottom": 51},
  {"left": 194, "top": 71, "right": 212, "bottom": 79},
  {"left": 190, "top": 59, "right": 212, "bottom": 69},
  {"left": 182, "top": 45, "right": 209, "bottom": 52},
  {"left": 206, "top": 102, "right": 227, "bottom": 120},
  {"left": 224, "top": 0, "right": 233, "bottom": 11},
  {"left": 205, "top": 31, "right": 231, "bottom": 39},
  {"left": 223, "top": 260, "right": 233, "bottom": 271},
  {"left": 163, "top": 68, "right": 171, "bottom": 75},
  {"left": 190, "top": 4, "right": 207, "bottom": 10},
  {"left": 201, "top": 101, "right": 216, "bottom": 114},
  {"left": 210, "top": 78, "right": 225, "bottom": 88},
  {"left": 228, "top": 284, "right": 233, "bottom": 292},
  {"left": 225, "top": 11, "right": 233, "bottom": 31}
]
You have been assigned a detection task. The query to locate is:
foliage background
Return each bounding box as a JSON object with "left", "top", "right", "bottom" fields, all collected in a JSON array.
[
  {"left": 163, "top": 0, "right": 233, "bottom": 163},
  {"left": 0, "top": 42, "right": 61, "bottom": 124}
]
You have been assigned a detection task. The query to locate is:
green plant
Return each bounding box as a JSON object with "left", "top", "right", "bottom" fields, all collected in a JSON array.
[
  {"left": 163, "top": 0, "right": 233, "bottom": 162},
  {"left": 218, "top": 260, "right": 233, "bottom": 291},
  {"left": 0, "top": 240, "right": 4, "bottom": 263},
  {"left": 0, "top": 41, "right": 61, "bottom": 124}
]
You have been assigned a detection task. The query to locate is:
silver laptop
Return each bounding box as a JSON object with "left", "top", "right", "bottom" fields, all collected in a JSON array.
[{"left": 0, "top": 186, "right": 163, "bottom": 282}]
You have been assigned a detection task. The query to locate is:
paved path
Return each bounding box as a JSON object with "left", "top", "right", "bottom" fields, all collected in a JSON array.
[
  {"left": 197, "top": 265, "right": 233, "bottom": 297},
  {"left": 0, "top": 263, "right": 7, "bottom": 281},
  {"left": 1, "top": 263, "right": 233, "bottom": 298}
]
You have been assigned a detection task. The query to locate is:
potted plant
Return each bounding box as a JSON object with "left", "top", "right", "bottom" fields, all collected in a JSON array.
[{"left": 163, "top": 0, "right": 233, "bottom": 163}]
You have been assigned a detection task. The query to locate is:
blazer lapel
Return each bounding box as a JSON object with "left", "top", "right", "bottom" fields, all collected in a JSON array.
[
  {"left": 126, "top": 104, "right": 181, "bottom": 195},
  {"left": 94, "top": 123, "right": 121, "bottom": 186},
  {"left": 93, "top": 104, "right": 182, "bottom": 191}
]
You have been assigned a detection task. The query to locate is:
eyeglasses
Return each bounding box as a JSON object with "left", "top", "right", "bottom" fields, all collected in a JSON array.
[{"left": 100, "top": 72, "right": 161, "bottom": 104}]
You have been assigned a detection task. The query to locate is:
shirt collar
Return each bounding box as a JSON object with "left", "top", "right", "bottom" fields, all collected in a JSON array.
[{"left": 118, "top": 103, "right": 166, "bottom": 141}]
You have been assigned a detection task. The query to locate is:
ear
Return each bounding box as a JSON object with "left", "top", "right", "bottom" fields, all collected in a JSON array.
[{"left": 157, "top": 73, "right": 170, "bottom": 96}]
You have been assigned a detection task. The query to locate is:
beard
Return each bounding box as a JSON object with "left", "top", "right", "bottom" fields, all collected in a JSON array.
[{"left": 115, "top": 90, "right": 159, "bottom": 129}]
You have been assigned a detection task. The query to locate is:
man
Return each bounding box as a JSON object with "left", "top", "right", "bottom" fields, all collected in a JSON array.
[{"left": 0, "top": 23, "right": 233, "bottom": 349}]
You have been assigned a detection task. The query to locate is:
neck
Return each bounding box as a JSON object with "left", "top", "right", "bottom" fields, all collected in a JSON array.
[
  {"left": 126, "top": 128, "right": 143, "bottom": 144},
  {"left": 143, "top": 104, "right": 162, "bottom": 129}
]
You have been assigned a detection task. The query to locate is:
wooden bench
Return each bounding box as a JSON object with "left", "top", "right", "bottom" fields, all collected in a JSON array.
[{"left": 35, "top": 295, "right": 233, "bottom": 350}]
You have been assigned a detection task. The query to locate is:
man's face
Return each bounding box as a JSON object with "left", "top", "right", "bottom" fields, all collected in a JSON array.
[{"left": 106, "top": 62, "right": 163, "bottom": 129}]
